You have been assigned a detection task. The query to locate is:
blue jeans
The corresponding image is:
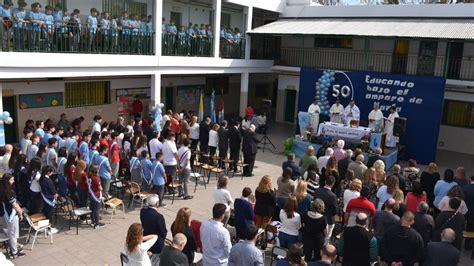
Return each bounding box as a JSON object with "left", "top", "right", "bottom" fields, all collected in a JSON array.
[{"left": 279, "top": 232, "right": 299, "bottom": 249}]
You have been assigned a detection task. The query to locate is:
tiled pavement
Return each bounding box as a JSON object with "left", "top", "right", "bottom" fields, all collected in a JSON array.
[{"left": 10, "top": 122, "right": 474, "bottom": 265}]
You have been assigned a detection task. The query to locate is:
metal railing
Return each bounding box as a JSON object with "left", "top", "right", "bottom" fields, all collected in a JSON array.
[
  {"left": 312, "top": 0, "right": 467, "bottom": 5},
  {"left": 161, "top": 34, "right": 246, "bottom": 59},
  {"left": 280, "top": 47, "right": 474, "bottom": 80},
  {"left": 1, "top": 21, "right": 155, "bottom": 55}
]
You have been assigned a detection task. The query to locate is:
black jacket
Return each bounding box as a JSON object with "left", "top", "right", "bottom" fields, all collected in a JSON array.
[
  {"left": 424, "top": 241, "right": 460, "bottom": 266},
  {"left": 254, "top": 190, "right": 276, "bottom": 217},
  {"left": 199, "top": 121, "right": 210, "bottom": 146},
  {"left": 382, "top": 224, "right": 424, "bottom": 266},
  {"left": 242, "top": 130, "right": 259, "bottom": 155},
  {"left": 313, "top": 187, "right": 337, "bottom": 225},
  {"left": 229, "top": 126, "right": 241, "bottom": 151},
  {"left": 217, "top": 127, "right": 229, "bottom": 151},
  {"left": 140, "top": 207, "right": 167, "bottom": 254},
  {"left": 367, "top": 154, "right": 383, "bottom": 168}
]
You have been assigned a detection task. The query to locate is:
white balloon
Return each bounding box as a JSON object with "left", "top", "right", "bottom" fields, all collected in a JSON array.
[
  {"left": 5, "top": 117, "right": 13, "bottom": 125},
  {"left": 0, "top": 120, "right": 3, "bottom": 125}
]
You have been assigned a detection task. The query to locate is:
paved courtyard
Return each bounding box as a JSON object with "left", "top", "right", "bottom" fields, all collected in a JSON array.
[{"left": 10, "top": 123, "right": 474, "bottom": 265}]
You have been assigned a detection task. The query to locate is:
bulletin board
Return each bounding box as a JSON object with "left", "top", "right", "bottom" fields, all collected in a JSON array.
[
  {"left": 176, "top": 85, "right": 202, "bottom": 112},
  {"left": 116, "top": 88, "right": 151, "bottom": 116},
  {"left": 19, "top": 92, "right": 63, "bottom": 109}
]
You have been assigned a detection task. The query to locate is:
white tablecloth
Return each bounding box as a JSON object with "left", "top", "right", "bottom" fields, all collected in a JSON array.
[{"left": 317, "top": 122, "right": 371, "bottom": 139}]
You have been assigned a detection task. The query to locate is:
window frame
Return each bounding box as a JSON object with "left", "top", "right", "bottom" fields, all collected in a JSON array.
[
  {"left": 442, "top": 99, "right": 474, "bottom": 129},
  {"left": 65, "top": 81, "right": 111, "bottom": 108}
]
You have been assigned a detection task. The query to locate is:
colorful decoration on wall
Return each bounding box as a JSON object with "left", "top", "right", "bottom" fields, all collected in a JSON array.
[
  {"left": 0, "top": 111, "right": 14, "bottom": 146},
  {"left": 19, "top": 92, "right": 63, "bottom": 109}
]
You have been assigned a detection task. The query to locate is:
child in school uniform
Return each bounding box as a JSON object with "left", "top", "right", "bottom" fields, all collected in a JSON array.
[
  {"left": 43, "top": 5, "right": 54, "bottom": 50},
  {"left": 87, "top": 8, "right": 98, "bottom": 52},
  {"left": 140, "top": 150, "right": 153, "bottom": 191},
  {"left": 88, "top": 166, "right": 104, "bottom": 228}
]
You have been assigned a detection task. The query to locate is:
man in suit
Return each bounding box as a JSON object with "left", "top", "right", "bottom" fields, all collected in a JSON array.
[
  {"left": 423, "top": 228, "right": 460, "bottom": 266},
  {"left": 140, "top": 194, "right": 167, "bottom": 265},
  {"left": 199, "top": 116, "right": 211, "bottom": 161},
  {"left": 241, "top": 124, "right": 259, "bottom": 177},
  {"left": 366, "top": 147, "right": 383, "bottom": 168},
  {"left": 218, "top": 120, "right": 230, "bottom": 168},
  {"left": 314, "top": 175, "right": 338, "bottom": 242},
  {"left": 228, "top": 120, "right": 242, "bottom": 173}
]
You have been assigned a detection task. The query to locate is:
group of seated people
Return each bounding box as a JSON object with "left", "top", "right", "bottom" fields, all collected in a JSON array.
[
  {"left": 0, "top": 1, "right": 154, "bottom": 53},
  {"left": 161, "top": 17, "right": 244, "bottom": 57}
]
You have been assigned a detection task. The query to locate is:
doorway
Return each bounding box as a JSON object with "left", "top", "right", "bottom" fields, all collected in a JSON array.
[
  {"left": 417, "top": 41, "right": 438, "bottom": 76},
  {"left": 2, "top": 96, "right": 18, "bottom": 144},
  {"left": 284, "top": 89, "right": 296, "bottom": 123},
  {"left": 170, "top": 12, "right": 182, "bottom": 29},
  {"left": 391, "top": 39, "right": 409, "bottom": 74},
  {"left": 446, "top": 42, "right": 464, "bottom": 79},
  {"left": 165, "top": 87, "right": 174, "bottom": 111}
]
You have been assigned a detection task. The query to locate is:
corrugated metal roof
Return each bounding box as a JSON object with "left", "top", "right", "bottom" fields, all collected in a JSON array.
[{"left": 248, "top": 18, "right": 474, "bottom": 39}]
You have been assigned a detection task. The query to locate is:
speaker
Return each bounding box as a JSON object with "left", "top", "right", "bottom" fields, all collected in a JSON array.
[{"left": 393, "top": 117, "right": 406, "bottom": 137}]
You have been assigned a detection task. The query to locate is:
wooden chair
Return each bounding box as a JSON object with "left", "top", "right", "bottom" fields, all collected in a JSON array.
[
  {"left": 125, "top": 181, "right": 152, "bottom": 209},
  {"left": 63, "top": 196, "right": 92, "bottom": 235},
  {"left": 24, "top": 212, "right": 53, "bottom": 250},
  {"left": 191, "top": 172, "right": 206, "bottom": 192},
  {"left": 201, "top": 164, "right": 214, "bottom": 181},
  {"left": 167, "top": 177, "right": 182, "bottom": 204},
  {"left": 221, "top": 158, "right": 233, "bottom": 175},
  {"left": 236, "top": 160, "right": 249, "bottom": 180},
  {"left": 463, "top": 231, "right": 474, "bottom": 259},
  {"left": 103, "top": 197, "right": 126, "bottom": 224},
  {"left": 209, "top": 166, "right": 225, "bottom": 184}
]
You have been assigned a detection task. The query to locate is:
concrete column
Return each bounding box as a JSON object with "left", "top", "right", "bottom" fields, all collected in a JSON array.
[
  {"left": 244, "top": 6, "right": 253, "bottom": 60},
  {"left": 0, "top": 82, "right": 4, "bottom": 146},
  {"left": 151, "top": 73, "right": 161, "bottom": 106},
  {"left": 213, "top": 0, "right": 222, "bottom": 58},
  {"left": 155, "top": 0, "right": 163, "bottom": 57},
  {"left": 239, "top": 73, "right": 249, "bottom": 117}
]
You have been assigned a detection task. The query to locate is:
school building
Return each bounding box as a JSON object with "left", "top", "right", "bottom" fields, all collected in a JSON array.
[{"left": 1, "top": 0, "right": 474, "bottom": 158}]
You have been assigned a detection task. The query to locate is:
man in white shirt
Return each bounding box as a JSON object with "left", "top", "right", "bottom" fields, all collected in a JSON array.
[
  {"left": 149, "top": 131, "right": 162, "bottom": 161},
  {"left": 307, "top": 97, "right": 321, "bottom": 135},
  {"left": 201, "top": 203, "right": 232, "bottom": 266},
  {"left": 177, "top": 139, "right": 193, "bottom": 200},
  {"left": 384, "top": 106, "right": 399, "bottom": 147},
  {"left": 329, "top": 99, "right": 344, "bottom": 124},
  {"left": 368, "top": 103, "right": 384, "bottom": 131},
  {"left": 44, "top": 138, "right": 58, "bottom": 169},
  {"left": 162, "top": 132, "right": 179, "bottom": 183},
  {"left": 318, "top": 147, "right": 334, "bottom": 174},
  {"left": 344, "top": 100, "right": 360, "bottom": 126},
  {"left": 92, "top": 115, "right": 102, "bottom": 133}
]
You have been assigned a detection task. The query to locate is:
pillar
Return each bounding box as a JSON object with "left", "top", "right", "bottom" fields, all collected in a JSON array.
[
  {"left": 151, "top": 73, "right": 161, "bottom": 106},
  {"left": 239, "top": 73, "right": 249, "bottom": 117},
  {"left": 213, "top": 0, "right": 222, "bottom": 58},
  {"left": 155, "top": 0, "right": 163, "bottom": 57},
  {"left": 244, "top": 5, "right": 253, "bottom": 60},
  {"left": 0, "top": 83, "right": 4, "bottom": 146}
]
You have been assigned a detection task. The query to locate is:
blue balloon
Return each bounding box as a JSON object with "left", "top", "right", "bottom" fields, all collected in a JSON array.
[
  {"left": 316, "top": 86, "right": 320, "bottom": 90},
  {"left": 330, "top": 71, "right": 335, "bottom": 77},
  {"left": 2, "top": 111, "right": 9, "bottom": 120},
  {"left": 331, "top": 77, "right": 335, "bottom": 82}
]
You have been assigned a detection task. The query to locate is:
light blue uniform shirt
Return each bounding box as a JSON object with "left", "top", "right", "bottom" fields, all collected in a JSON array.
[
  {"left": 140, "top": 158, "right": 153, "bottom": 183},
  {"left": 53, "top": 10, "right": 63, "bottom": 28},
  {"left": 88, "top": 149, "right": 99, "bottom": 167},
  {"left": 76, "top": 17, "right": 81, "bottom": 29},
  {"left": 199, "top": 28, "right": 206, "bottom": 36},
  {"left": 0, "top": 6, "right": 11, "bottom": 18},
  {"left": 146, "top": 21, "right": 153, "bottom": 34},
  {"left": 87, "top": 15, "right": 97, "bottom": 33},
  {"left": 28, "top": 11, "right": 44, "bottom": 31},
  {"left": 42, "top": 132, "right": 53, "bottom": 144},
  {"left": 151, "top": 160, "right": 165, "bottom": 186},
  {"left": 167, "top": 24, "right": 177, "bottom": 34},
  {"left": 139, "top": 21, "right": 147, "bottom": 34},
  {"left": 94, "top": 154, "right": 111, "bottom": 179},
  {"left": 129, "top": 19, "right": 139, "bottom": 35},
  {"left": 65, "top": 138, "right": 77, "bottom": 155},
  {"left": 35, "top": 128, "right": 45, "bottom": 138},
  {"left": 79, "top": 142, "right": 90, "bottom": 165},
  {"left": 207, "top": 29, "right": 213, "bottom": 38},
  {"left": 44, "top": 14, "right": 54, "bottom": 31},
  {"left": 53, "top": 134, "right": 63, "bottom": 152},
  {"left": 100, "top": 18, "right": 110, "bottom": 33},
  {"left": 186, "top": 27, "right": 194, "bottom": 36},
  {"left": 120, "top": 18, "right": 130, "bottom": 34},
  {"left": 13, "top": 8, "right": 27, "bottom": 28}
]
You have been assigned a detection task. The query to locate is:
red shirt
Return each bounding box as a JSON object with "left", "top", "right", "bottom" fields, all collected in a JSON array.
[
  {"left": 346, "top": 197, "right": 376, "bottom": 216},
  {"left": 245, "top": 106, "right": 254, "bottom": 118},
  {"left": 170, "top": 117, "right": 180, "bottom": 133},
  {"left": 406, "top": 192, "right": 427, "bottom": 213},
  {"left": 109, "top": 140, "right": 120, "bottom": 163},
  {"left": 77, "top": 172, "right": 88, "bottom": 190},
  {"left": 132, "top": 99, "right": 143, "bottom": 114},
  {"left": 100, "top": 138, "right": 109, "bottom": 150},
  {"left": 90, "top": 175, "right": 102, "bottom": 197},
  {"left": 67, "top": 165, "right": 76, "bottom": 187}
]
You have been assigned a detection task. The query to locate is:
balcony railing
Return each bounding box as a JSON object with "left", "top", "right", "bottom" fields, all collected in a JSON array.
[
  {"left": 161, "top": 34, "right": 246, "bottom": 59},
  {"left": 280, "top": 47, "right": 474, "bottom": 80},
  {"left": 1, "top": 21, "right": 155, "bottom": 55},
  {"left": 312, "top": 0, "right": 463, "bottom": 6}
]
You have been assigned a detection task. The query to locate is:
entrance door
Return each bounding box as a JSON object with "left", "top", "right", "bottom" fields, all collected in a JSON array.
[
  {"left": 446, "top": 42, "right": 464, "bottom": 79},
  {"left": 2, "top": 96, "right": 18, "bottom": 144},
  {"left": 417, "top": 41, "right": 438, "bottom": 76},
  {"left": 284, "top": 89, "right": 296, "bottom": 123},
  {"left": 391, "top": 39, "right": 409, "bottom": 74},
  {"left": 170, "top": 12, "right": 182, "bottom": 29},
  {"left": 165, "top": 87, "right": 174, "bottom": 111}
]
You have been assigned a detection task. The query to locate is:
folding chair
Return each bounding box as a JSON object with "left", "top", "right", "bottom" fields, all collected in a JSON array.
[
  {"left": 193, "top": 251, "right": 203, "bottom": 265},
  {"left": 125, "top": 181, "right": 151, "bottom": 209},
  {"left": 209, "top": 166, "right": 225, "bottom": 184},
  {"left": 167, "top": 177, "right": 182, "bottom": 204},
  {"left": 0, "top": 232, "right": 11, "bottom": 257},
  {"left": 120, "top": 252, "right": 129, "bottom": 266},
  {"left": 24, "top": 213, "right": 53, "bottom": 250},
  {"left": 191, "top": 172, "right": 206, "bottom": 193},
  {"left": 103, "top": 197, "right": 126, "bottom": 224},
  {"left": 270, "top": 246, "right": 288, "bottom": 266},
  {"left": 63, "top": 196, "right": 92, "bottom": 235}
]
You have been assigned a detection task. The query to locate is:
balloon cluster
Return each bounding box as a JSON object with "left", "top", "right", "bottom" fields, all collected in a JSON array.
[
  {"left": 314, "top": 70, "right": 336, "bottom": 116},
  {"left": 0, "top": 111, "right": 13, "bottom": 125},
  {"left": 151, "top": 103, "right": 164, "bottom": 132}
]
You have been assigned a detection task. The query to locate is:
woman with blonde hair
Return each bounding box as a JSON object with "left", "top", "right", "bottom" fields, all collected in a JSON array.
[
  {"left": 321, "top": 157, "right": 340, "bottom": 195},
  {"left": 373, "top": 160, "right": 386, "bottom": 185},
  {"left": 73, "top": 160, "right": 88, "bottom": 207},
  {"left": 125, "top": 223, "right": 157, "bottom": 266},
  {"left": 301, "top": 198, "right": 327, "bottom": 261},
  {"left": 376, "top": 175, "right": 400, "bottom": 210},
  {"left": 420, "top": 162, "right": 440, "bottom": 208},
  {"left": 294, "top": 180, "right": 313, "bottom": 216},
  {"left": 171, "top": 207, "right": 198, "bottom": 264},
  {"left": 343, "top": 178, "right": 362, "bottom": 212},
  {"left": 254, "top": 175, "right": 276, "bottom": 228},
  {"left": 279, "top": 196, "right": 301, "bottom": 249},
  {"left": 363, "top": 167, "right": 378, "bottom": 204},
  {"left": 392, "top": 188, "right": 407, "bottom": 218}
]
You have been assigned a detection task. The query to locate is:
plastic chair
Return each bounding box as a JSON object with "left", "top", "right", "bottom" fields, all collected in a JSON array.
[
  {"left": 270, "top": 246, "right": 288, "bottom": 266},
  {"left": 24, "top": 213, "right": 53, "bottom": 250}
]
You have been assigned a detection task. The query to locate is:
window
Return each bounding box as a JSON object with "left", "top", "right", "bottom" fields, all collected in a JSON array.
[
  {"left": 442, "top": 100, "right": 474, "bottom": 128},
  {"left": 65, "top": 81, "right": 110, "bottom": 108},
  {"left": 221, "top": 13, "right": 231, "bottom": 29},
  {"left": 129, "top": 2, "right": 147, "bottom": 17},
  {"left": 48, "top": 0, "right": 66, "bottom": 8},
  {"left": 103, "top": 0, "right": 127, "bottom": 18},
  {"left": 314, "top": 37, "right": 352, "bottom": 49}
]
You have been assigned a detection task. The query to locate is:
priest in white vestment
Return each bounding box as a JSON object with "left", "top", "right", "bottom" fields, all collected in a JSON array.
[
  {"left": 344, "top": 100, "right": 360, "bottom": 126},
  {"left": 307, "top": 98, "right": 321, "bottom": 135},
  {"left": 384, "top": 106, "right": 399, "bottom": 147},
  {"left": 329, "top": 99, "right": 344, "bottom": 124},
  {"left": 368, "top": 103, "right": 384, "bottom": 131}
]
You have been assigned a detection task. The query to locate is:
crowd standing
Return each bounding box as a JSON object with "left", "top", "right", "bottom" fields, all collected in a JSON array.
[{"left": 0, "top": 97, "right": 473, "bottom": 266}]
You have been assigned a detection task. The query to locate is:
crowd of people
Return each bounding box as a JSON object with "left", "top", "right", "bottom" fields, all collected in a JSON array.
[
  {"left": 0, "top": 0, "right": 154, "bottom": 54},
  {"left": 161, "top": 16, "right": 245, "bottom": 58}
]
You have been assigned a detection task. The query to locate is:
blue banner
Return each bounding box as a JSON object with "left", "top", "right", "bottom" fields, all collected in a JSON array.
[{"left": 299, "top": 67, "right": 446, "bottom": 164}]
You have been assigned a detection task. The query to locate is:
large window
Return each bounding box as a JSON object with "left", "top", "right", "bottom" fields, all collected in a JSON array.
[
  {"left": 102, "top": 0, "right": 148, "bottom": 18},
  {"left": 442, "top": 100, "right": 474, "bottom": 128},
  {"left": 65, "top": 81, "right": 110, "bottom": 108},
  {"left": 314, "top": 37, "right": 352, "bottom": 49}
]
